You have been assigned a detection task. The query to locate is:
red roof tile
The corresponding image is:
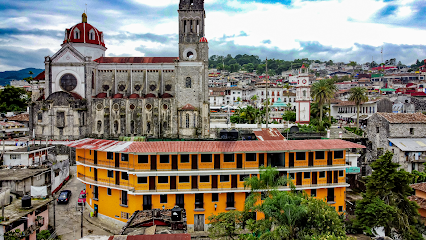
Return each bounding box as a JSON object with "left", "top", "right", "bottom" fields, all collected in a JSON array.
[
  {"left": 34, "top": 71, "right": 45, "bottom": 80},
  {"left": 377, "top": 112, "right": 426, "bottom": 123},
  {"left": 65, "top": 138, "right": 365, "bottom": 153},
  {"left": 94, "top": 57, "right": 178, "bottom": 64},
  {"left": 253, "top": 128, "right": 286, "bottom": 141},
  {"left": 411, "top": 182, "right": 426, "bottom": 192},
  {"left": 7, "top": 113, "right": 29, "bottom": 122}
]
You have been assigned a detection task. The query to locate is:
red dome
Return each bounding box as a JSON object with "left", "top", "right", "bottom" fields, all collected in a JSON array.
[
  {"left": 199, "top": 37, "right": 208, "bottom": 43},
  {"left": 145, "top": 93, "right": 156, "bottom": 98},
  {"left": 63, "top": 13, "right": 106, "bottom": 48},
  {"left": 128, "top": 93, "right": 140, "bottom": 99},
  {"left": 113, "top": 93, "right": 123, "bottom": 99},
  {"left": 95, "top": 92, "right": 107, "bottom": 98}
]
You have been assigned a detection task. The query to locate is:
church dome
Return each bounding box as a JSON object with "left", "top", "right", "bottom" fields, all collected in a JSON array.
[
  {"left": 199, "top": 37, "right": 208, "bottom": 43},
  {"left": 63, "top": 13, "right": 106, "bottom": 48}
]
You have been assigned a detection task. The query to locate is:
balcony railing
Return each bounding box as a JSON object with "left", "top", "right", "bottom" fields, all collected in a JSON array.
[{"left": 77, "top": 173, "right": 135, "bottom": 191}]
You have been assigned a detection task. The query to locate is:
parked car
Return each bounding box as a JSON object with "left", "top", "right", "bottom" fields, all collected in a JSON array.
[
  {"left": 57, "top": 190, "right": 72, "bottom": 204},
  {"left": 77, "top": 190, "right": 86, "bottom": 205}
]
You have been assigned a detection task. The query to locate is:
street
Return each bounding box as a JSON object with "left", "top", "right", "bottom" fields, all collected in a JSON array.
[{"left": 49, "top": 166, "right": 111, "bottom": 240}]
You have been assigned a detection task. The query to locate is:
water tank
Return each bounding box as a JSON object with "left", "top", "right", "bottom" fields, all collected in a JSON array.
[
  {"left": 171, "top": 205, "right": 182, "bottom": 222},
  {"left": 22, "top": 195, "right": 31, "bottom": 208}
]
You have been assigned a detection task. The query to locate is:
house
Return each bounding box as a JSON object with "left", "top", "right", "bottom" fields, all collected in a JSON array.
[
  {"left": 331, "top": 98, "right": 392, "bottom": 122},
  {"left": 7, "top": 114, "right": 30, "bottom": 128},
  {"left": 0, "top": 121, "right": 28, "bottom": 139},
  {"left": 3, "top": 146, "right": 54, "bottom": 167},
  {"left": 0, "top": 168, "right": 51, "bottom": 197},
  {"left": 387, "top": 138, "right": 426, "bottom": 172},
  {"left": 366, "top": 112, "right": 426, "bottom": 173},
  {"left": 67, "top": 138, "right": 364, "bottom": 232},
  {"left": 409, "top": 182, "right": 426, "bottom": 220},
  {"left": 0, "top": 198, "right": 51, "bottom": 240}
]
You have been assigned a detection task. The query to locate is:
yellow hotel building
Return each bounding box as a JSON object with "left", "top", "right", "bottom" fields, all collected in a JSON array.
[{"left": 68, "top": 138, "right": 364, "bottom": 231}]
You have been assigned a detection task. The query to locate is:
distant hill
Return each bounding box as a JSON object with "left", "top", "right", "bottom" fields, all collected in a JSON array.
[{"left": 0, "top": 68, "right": 44, "bottom": 86}]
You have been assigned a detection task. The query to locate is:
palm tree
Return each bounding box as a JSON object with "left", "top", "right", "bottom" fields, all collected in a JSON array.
[
  {"left": 240, "top": 106, "right": 257, "bottom": 123},
  {"left": 325, "top": 78, "right": 338, "bottom": 123},
  {"left": 310, "top": 79, "right": 334, "bottom": 127},
  {"left": 348, "top": 87, "right": 368, "bottom": 129},
  {"left": 250, "top": 95, "right": 258, "bottom": 108}
]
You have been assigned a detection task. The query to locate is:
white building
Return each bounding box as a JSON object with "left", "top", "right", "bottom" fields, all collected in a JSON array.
[
  {"left": 295, "top": 65, "right": 311, "bottom": 123},
  {"left": 3, "top": 146, "right": 54, "bottom": 167}
]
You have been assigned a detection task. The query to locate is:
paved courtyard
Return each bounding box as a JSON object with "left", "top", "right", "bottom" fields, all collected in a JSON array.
[{"left": 49, "top": 166, "right": 111, "bottom": 240}]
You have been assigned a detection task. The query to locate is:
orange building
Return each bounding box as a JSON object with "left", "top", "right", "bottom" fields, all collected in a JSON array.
[
  {"left": 67, "top": 138, "right": 364, "bottom": 232},
  {"left": 409, "top": 183, "right": 426, "bottom": 219}
]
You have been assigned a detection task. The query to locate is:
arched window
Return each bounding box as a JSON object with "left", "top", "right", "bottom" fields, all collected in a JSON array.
[
  {"left": 186, "top": 77, "right": 191, "bottom": 88},
  {"left": 186, "top": 113, "right": 190, "bottom": 128},
  {"left": 97, "top": 121, "right": 102, "bottom": 132},
  {"left": 89, "top": 29, "right": 95, "bottom": 40},
  {"left": 303, "top": 90, "right": 306, "bottom": 97},
  {"left": 74, "top": 28, "right": 80, "bottom": 39}
]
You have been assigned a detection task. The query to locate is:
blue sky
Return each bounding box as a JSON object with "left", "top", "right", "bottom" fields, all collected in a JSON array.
[{"left": 0, "top": 0, "right": 425, "bottom": 71}]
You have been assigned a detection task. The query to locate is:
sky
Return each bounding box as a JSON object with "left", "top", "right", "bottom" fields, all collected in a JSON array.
[{"left": 0, "top": 0, "right": 425, "bottom": 71}]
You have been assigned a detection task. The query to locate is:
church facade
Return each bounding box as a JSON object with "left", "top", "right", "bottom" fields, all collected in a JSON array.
[{"left": 30, "top": 0, "right": 210, "bottom": 140}]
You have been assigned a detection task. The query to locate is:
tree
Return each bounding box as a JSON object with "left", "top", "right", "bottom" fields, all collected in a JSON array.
[
  {"left": 0, "top": 85, "right": 30, "bottom": 112},
  {"left": 310, "top": 79, "right": 334, "bottom": 128},
  {"left": 208, "top": 211, "right": 243, "bottom": 239},
  {"left": 355, "top": 151, "right": 424, "bottom": 239},
  {"left": 348, "top": 87, "right": 368, "bottom": 129},
  {"left": 282, "top": 110, "right": 296, "bottom": 122},
  {"left": 36, "top": 230, "right": 50, "bottom": 240},
  {"left": 243, "top": 63, "right": 255, "bottom": 73},
  {"left": 325, "top": 78, "right": 337, "bottom": 123},
  {"left": 250, "top": 95, "right": 258, "bottom": 108}
]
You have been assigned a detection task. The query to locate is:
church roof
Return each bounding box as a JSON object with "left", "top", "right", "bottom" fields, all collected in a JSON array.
[
  {"left": 95, "top": 92, "right": 107, "bottom": 98},
  {"left": 64, "top": 13, "right": 105, "bottom": 48},
  {"left": 128, "top": 93, "right": 140, "bottom": 99},
  {"left": 34, "top": 71, "right": 45, "bottom": 80},
  {"left": 181, "top": 104, "right": 196, "bottom": 110},
  {"left": 199, "top": 37, "right": 208, "bottom": 43},
  {"left": 145, "top": 93, "right": 156, "bottom": 98},
  {"left": 113, "top": 93, "right": 123, "bottom": 99},
  {"left": 94, "top": 57, "right": 178, "bottom": 64}
]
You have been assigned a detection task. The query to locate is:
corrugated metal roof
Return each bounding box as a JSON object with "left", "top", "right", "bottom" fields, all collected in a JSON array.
[
  {"left": 253, "top": 128, "right": 286, "bottom": 141},
  {"left": 65, "top": 138, "right": 365, "bottom": 153},
  {"left": 389, "top": 138, "right": 426, "bottom": 151}
]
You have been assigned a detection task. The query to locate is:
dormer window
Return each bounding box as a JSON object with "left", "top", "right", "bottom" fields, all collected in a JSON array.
[
  {"left": 89, "top": 29, "right": 95, "bottom": 40},
  {"left": 74, "top": 28, "right": 80, "bottom": 39}
]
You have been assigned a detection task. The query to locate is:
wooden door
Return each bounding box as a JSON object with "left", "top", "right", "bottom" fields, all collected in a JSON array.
[
  {"left": 296, "top": 172, "right": 302, "bottom": 186},
  {"left": 214, "top": 155, "right": 220, "bottom": 169},
  {"left": 327, "top": 171, "right": 332, "bottom": 184},
  {"left": 194, "top": 214, "right": 205, "bottom": 231},
  {"left": 308, "top": 152, "right": 313, "bottom": 166},
  {"left": 231, "top": 175, "right": 237, "bottom": 188},
  {"left": 333, "top": 171, "right": 338, "bottom": 183},
  {"left": 327, "top": 151, "right": 333, "bottom": 165},
  {"left": 192, "top": 176, "right": 198, "bottom": 189},
  {"left": 115, "top": 171, "right": 120, "bottom": 185},
  {"left": 170, "top": 176, "right": 176, "bottom": 190},
  {"left": 192, "top": 155, "right": 198, "bottom": 170},
  {"left": 212, "top": 175, "right": 218, "bottom": 189},
  {"left": 115, "top": 153, "right": 120, "bottom": 168},
  {"left": 94, "top": 151, "right": 97, "bottom": 165},
  {"left": 312, "top": 172, "right": 317, "bottom": 185},
  {"left": 151, "top": 155, "right": 157, "bottom": 170},
  {"left": 149, "top": 176, "right": 155, "bottom": 190},
  {"left": 172, "top": 155, "right": 178, "bottom": 170},
  {"left": 289, "top": 153, "right": 294, "bottom": 168},
  {"left": 259, "top": 154, "right": 264, "bottom": 167},
  {"left": 237, "top": 154, "right": 243, "bottom": 169}
]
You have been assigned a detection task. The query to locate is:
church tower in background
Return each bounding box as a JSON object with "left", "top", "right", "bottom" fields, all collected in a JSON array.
[{"left": 295, "top": 65, "right": 311, "bottom": 123}]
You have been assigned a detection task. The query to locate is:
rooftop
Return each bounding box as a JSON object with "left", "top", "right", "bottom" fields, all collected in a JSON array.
[
  {"left": 65, "top": 138, "right": 365, "bottom": 153},
  {"left": 408, "top": 195, "right": 426, "bottom": 210},
  {"left": 411, "top": 182, "right": 426, "bottom": 192},
  {"left": 389, "top": 138, "right": 426, "bottom": 151},
  {"left": 0, "top": 198, "right": 52, "bottom": 226},
  {"left": 94, "top": 57, "right": 178, "bottom": 64},
  {"left": 0, "top": 167, "right": 50, "bottom": 181},
  {"left": 254, "top": 128, "right": 286, "bottom": 141},
  {"left": 377, "top": 112, "right": 426, "bottom": 124},
  {"left": 7, "top": 113, "right": 29, "bottom": 122},
  {"left": 5, "top": 145, "right": 54, "bottom": 153}
]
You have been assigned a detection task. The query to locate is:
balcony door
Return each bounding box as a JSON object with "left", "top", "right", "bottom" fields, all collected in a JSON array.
[
  {"left": 289, "top": 153, "right": 294, "bottom": 168},
  {"left": 115, "top": 153, "right": 120, "bottom": 168},
  {"left": 94, "top": 151, "right": 97, "bottom": 165},
  {"left": 214, "top": 155, "right": 220, "bottom": 169},
  {"left": 308, "top": 152, "right": 313, "bottom": 166}
]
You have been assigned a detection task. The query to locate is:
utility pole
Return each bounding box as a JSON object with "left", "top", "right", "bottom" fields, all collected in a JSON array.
[{"left": 265, "top": 57, "right": 269, "bottom": 129}]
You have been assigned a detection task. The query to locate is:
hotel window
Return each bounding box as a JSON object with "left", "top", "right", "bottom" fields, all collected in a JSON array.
[
  {"left": 121, "top": 154, "right": 128, "bottom": 162},
  {"left": 181, "top": 154, "right": 189, "bottom": 163},
  {"left": 315, "top": 151, "right": 325, "bottom": 160},
  {"left": 160, "top": 155, "right": 169, "bottom": 163},
  {"left": 200, "top": 176, "right": 210, "bottom": 182},
  {"left": 107, "top": 170, "right": 113, "bottom": 178},
  {"left": 121, "top": 190, "right": 127, "bottom": 206},
  {"left": 304, "top": 172, "right": 310, "bottom": 179},
  {"left": 107, "top": 188, "right": 111, "bottom": 196},
  {"left": 311, "top": 189, "right": 317, "bottom": 197},
  {"left": 224, "top": 154, "right": 234, "bottom": 162},
  {"left": 93, "top": 186, "right": 98, "bottom": 199},
  {"left": 138, "top": 155, "right": 148, "bottom": 163},
  {"left": 138, "top": 177, "right": 147, "bottom": 184},
  {"left": 240, "top": 174, "right": 249, "bottom": 181},
  {"left": 158, "top": 176, "right": 168, "bottom": 184},
  {"left": 339, "top": 170, "right": 344, "bottom": 177},
  {"left": 319, "top": 171, "right": 326, "bottom": 178},
  {"left": 220, "top": 175, "right": 230, "bottom": 182},
  {"left": 289, "top": 173, "right": 295, "bottom": 179},
  {"left": 121, "top": 172, "right": 128, "bottom": 180},
  {"left": 334, "top": 151, "right": 344, "bottom": 159},
  {"left": 212, "top": 193, "right": 219, "bottom": 202},
  {"left": 296, "top": 152, "right": 306, "bottom": 160},
  {"left": 107, "top": 152, "right": 113, "bottom": 160},
  {"left": 179, "top": 176, "right": 190, "bottom": 183},
  {"left": 246, "top": 153, "right": 256, "bottom": 162},
  {"left": 160, "top": 195, "right": 167, "bottom": 204},
  {"left": 201, "top": 154, "right": 212, "bottom": 162},
  {"left": 226, "top": 193, "right": 235, "bottom": 208}
]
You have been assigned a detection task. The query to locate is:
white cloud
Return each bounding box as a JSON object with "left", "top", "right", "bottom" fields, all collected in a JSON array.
[{"left": 132, "top": 0, "right": 176, "bottom": 7}]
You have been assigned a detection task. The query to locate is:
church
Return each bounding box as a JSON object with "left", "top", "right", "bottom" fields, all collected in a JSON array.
[{"left": 30, "top": 0, "right": 210, "bottom": 140}]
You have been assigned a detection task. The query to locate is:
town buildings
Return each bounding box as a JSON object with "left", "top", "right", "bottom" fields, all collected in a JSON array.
[
  {"left": 30, "top": 0, "right": 210, "bottom": 140},
  {"left": 68, "top": 138, "right": 363, "bottom": 231},
  {"left": 409, "top": 182, "right": 426, "bottom": 219}
]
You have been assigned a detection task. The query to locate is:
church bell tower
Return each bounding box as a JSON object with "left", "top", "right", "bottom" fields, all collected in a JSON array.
[{"left": 295, "top": 65, "right": 311, "bottom": 123}]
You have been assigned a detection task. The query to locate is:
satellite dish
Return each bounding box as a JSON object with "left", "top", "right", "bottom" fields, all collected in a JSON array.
[{"left": 289, "top": 126, "right": 299, "bottom": 133}]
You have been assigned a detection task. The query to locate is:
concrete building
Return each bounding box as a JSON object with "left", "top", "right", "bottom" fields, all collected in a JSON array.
[
  {"left": 366, "top": 112, "right": 426, "bottom": 172},
  {"left": 0, "top": 168, "right": 51, "bottom": 196},
  {"left": 331, "top": 98, "right": 392, "bottom": 122},
  {"left": 388, "top": 138, "right": 426, "bottom": 172},
  {"left": 3, "top": 146, "right": 53, "bottom": 167},
  {"left": 0, "top": 198, "right": 51, "bottom": 240},
  {"left": 30, "top": 0, "right": 210, "bottom": 140},
  {"left": 67, "top": 138, "right": 364, "bottom": 231}
]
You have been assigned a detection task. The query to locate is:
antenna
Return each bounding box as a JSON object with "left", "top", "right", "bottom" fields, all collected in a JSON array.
[{"left": 85, "top": 3, "right": 87, "bottom": 14}]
